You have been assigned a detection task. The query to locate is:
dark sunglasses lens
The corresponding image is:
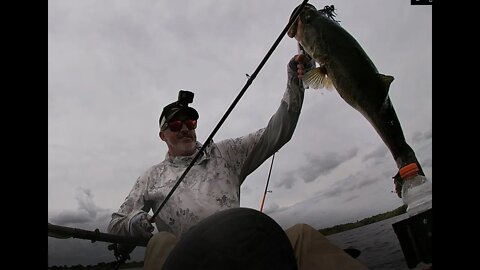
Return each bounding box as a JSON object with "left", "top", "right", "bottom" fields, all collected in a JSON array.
[
  {"left": 168, "top": 121, "right": 183, "bottom": 132},
  {"left": 185, "top": 120, "right": 197, "bottom": 130},
  {"left": 167, "top": 120, "right": 197, "bottom": 131}
]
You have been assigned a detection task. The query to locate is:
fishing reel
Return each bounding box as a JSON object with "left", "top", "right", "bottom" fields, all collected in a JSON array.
[{"left": 108, "top": 243, "right": 135, "bottom": 269}]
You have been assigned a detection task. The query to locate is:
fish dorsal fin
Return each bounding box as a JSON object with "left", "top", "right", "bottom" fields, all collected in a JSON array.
[
  {"left": 303, "top": 66, "right": 334, "bottom": 90},
  {"left": 377, "top": 73, "right": 394, "bottom": 92}
]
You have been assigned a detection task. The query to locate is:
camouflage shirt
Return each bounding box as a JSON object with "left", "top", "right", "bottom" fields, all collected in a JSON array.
[{"left": 108, "top": 62, "right": 306, "bottom": 238}]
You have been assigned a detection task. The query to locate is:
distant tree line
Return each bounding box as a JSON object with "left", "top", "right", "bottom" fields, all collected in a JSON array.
[{"left": 318, "top": 204, "right": 407, "bottom": 236}]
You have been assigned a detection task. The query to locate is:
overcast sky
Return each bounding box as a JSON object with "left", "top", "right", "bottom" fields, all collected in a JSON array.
[{"left": 48, "top": 0, "right": 432, "bottom": 266}]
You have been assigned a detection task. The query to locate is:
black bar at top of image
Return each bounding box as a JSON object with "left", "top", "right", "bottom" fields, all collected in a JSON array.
[{"left": 411, "top": 0, "right": 432, "bottom": 5}]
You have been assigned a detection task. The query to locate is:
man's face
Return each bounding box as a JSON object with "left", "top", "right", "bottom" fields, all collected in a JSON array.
[{"left": 159, "top": 114, "right": 197, "bottom": 157}]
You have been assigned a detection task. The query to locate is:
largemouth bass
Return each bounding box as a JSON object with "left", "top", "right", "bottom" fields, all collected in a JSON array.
[{"left": 288, "top": 4, "right": 426, "bottom": 197}]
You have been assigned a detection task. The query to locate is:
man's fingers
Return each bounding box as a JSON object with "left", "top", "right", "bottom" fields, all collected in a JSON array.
[
  {"left": 146, "top": 214, "right": 154, "bottom": 223},
  {"left": 295, "top": 53, "right": 312, "bottom": 64},
  {"left": 297, "top": 62, "right": 305, "bottom": 79}
]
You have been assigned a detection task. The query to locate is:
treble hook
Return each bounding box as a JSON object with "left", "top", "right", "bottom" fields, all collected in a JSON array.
[{"left": 320, "top": 5, "right": 341, "bottom": 22}]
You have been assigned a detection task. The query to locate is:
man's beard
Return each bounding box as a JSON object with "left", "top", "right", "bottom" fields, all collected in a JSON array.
[
  {"left": 176, "top": 132, "right": 196, "bottom": 155},
  {"left": 176, "top": 140, "right": 196, "bottom": 155}
]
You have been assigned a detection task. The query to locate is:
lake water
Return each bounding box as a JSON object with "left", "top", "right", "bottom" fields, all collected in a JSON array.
[
  {"left": 126, "top": 213, "right": 429, "bottom": 270},
  {"left": 326, "top": 213, "right": 431, "bottom": 270},
  {"left": 49, "top": 213, "right": 431, "bottom": 269}
]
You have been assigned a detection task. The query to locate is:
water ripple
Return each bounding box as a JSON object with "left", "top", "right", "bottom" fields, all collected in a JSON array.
[{"left": 326, "top": 214, "right": 413, "bottom": 269}]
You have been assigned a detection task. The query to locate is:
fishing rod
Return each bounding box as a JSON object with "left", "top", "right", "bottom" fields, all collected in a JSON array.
[
  {"left": 149, "top": 0, "right": 310, "bottom": 222},
  {"left": 48, "top": 223, "right": 149, "bottom": 269},
  {"left": 259, "top": 153, "right": 275, "bottom": 212},
  {"left": 48, "top": 222, "right": 149, "bottom": 246}
]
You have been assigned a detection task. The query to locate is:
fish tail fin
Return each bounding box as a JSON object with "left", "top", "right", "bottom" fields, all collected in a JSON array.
[{"left": 303, "top": 66, "right": 334, "bottom": 90}]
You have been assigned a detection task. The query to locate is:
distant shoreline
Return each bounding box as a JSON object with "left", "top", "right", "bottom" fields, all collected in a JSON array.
[{"left": 318, "top": 204, "right": 407, "bottom": 236}]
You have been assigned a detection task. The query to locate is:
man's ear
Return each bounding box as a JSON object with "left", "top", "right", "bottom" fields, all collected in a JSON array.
[{"left": 159, "top": 131, "right": 166, "bottom": 141}]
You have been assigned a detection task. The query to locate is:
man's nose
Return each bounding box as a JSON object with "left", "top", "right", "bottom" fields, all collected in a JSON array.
[{"left": 180, "top": 123, "right": 189, "bottom": 131}]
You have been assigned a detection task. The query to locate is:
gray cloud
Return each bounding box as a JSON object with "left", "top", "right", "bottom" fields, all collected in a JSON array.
[
  {"left": 317, "top": 173, "right": 380, "bottom": 199},
  {"left": 240, "top": 184, "right": 252, "bottom": 195},
  {"left": 274, "top": 171, "right": 297, "bottom": 189},
  {"left": 411, "top": 129, "right": 432, "bottom": 144},
  {"left": 275, "top": 148, "right": 358, "bottom": 189},
  {"left": 263, "top": 202, "right": 280, "bottom": 214},
  {"left": 50, "top": 210, "right": 93, "bottom": 225},
  {"left": 50, "top": 188, "right": 106, "bottom": 226},
  {"left": 362, "top": 145, "right": 388, "bottom": 164}
]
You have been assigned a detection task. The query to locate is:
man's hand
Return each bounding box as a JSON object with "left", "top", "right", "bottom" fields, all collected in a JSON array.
[
  {"left": 130, "top": 212, "right": 155, "bottom": 239},
  {"left": 289, "top": 53, "right": 315, "bottom": 79},
  {"left": 294, "top": 54, "right": 310, "bottom": 79}
]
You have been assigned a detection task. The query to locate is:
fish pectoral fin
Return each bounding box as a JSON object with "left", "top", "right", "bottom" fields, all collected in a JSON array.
[
  {"left": 377, "top": 73, "right": 394, "bottom": 92},
  {"left": 303, "top": 66, "right": 334, "bottom": 90}
]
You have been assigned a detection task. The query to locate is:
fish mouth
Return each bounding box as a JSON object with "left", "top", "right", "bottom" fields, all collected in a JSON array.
[
  {"left": 287, "top": 4, "right": 317, "bottom": 38},
  {"left": 287, "top": 4, "right": 303, "bottom": 38},
  {"left": 287, "top": 18, "right": 298, "bottom": 38}
]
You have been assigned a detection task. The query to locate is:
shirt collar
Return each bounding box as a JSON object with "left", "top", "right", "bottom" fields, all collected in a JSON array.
[{"left": 164, "top": 142, "right": 206, "bottom": 164}]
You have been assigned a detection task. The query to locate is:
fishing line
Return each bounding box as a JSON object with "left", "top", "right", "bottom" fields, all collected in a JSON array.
[{"left": 150, "top": 0, "right": 310, "bottom": 223}]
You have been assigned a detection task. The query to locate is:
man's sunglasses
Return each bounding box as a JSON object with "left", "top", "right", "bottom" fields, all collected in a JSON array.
[{"left": 163, "top": 119, "right": 197, "bottom": 132}]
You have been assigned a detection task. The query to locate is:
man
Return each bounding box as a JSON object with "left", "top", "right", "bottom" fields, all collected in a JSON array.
[{"left": 108, "top": 55, "right": 368, "bottom": 270}]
